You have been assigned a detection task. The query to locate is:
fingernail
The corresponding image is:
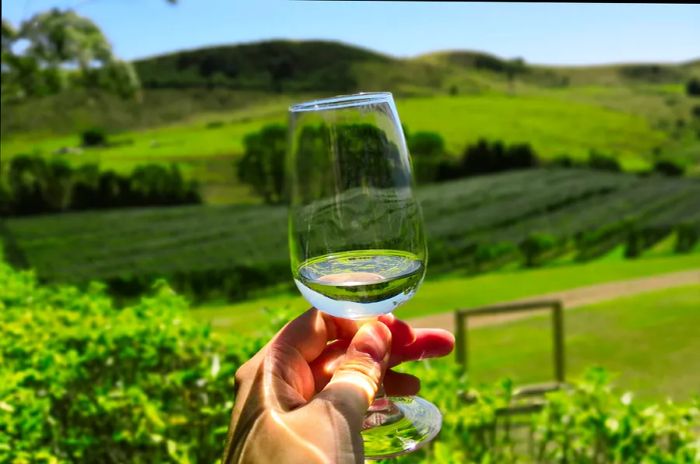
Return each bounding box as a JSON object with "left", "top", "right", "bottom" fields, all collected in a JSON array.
[{"left": 354, "top": 323, "right": 389, "bottom": 363}]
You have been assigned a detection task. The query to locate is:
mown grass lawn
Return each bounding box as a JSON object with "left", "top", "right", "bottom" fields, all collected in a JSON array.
[
  {"left": 396, "top": 93, "right": 667, "bottom": 168},
  {"left": 194, "top": 253, "right": 700, "bottom": 334},
  {"left": 463, "top": 285, "right": 700, "bottom": 401}
]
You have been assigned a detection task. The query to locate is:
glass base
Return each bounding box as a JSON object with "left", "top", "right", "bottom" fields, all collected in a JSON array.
[{"left": 361, "top": 396, "right": 442, "bottom": 460}]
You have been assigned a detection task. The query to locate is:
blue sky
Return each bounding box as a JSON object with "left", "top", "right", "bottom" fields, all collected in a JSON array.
[{"left": 3, "top": 1, "right": 699, "bottom": 65}]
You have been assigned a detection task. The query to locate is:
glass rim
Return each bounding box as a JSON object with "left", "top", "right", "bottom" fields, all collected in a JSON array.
[{"left": 289, "top": 92, "right": 393, "bottom": 113}]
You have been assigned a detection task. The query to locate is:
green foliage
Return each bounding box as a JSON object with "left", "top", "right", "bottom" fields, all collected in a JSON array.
[
  {"left": 2, "top": 9, "right": 139, "bottom": 101},
  {"left": 391, "top": 365, "right": 700, "bottom": 463},
  {"left": 409, "top": 131, "right": 446, "bottom": 158},
  {"left": 0, "top": 261, "right": 265, "bottom": 463},
  {"left": 81, "top": 127, "right": 108, "bottom": 147},
  {"left": 691, "top": 105, "right": 700, "bottom": 120},
  {"left": 519, "top": 233, "right": 559, "bottom": 267},
  {"left": 244, "top": 122, "right": 409, "bottom": 204},
  {"left": 237, "top": 124, "right": 287, "bottom": 204},
  {"left": 1, "top": 155, "right": 201, "bottom": 215},
  {"left": 436, "top": 138, "right": 538, "bottom": 180},
  {"left": 587, "top": 150, "right": 621, "bottom": 172},
  {"left": 4, "top": 169, "right": 699, "bottom": 302},
  {"left": 408, "top": 131, "right": 446, "bottom": 184},
  {"left": 686, "top": 78, "right": 700, "bottom": 97},
  {"left": 674, "top": 224, "right": 699, "bottom": 254},
  {"left": 653, "top": 159, "right": 685, "bottom": 177},
  {"left": 134, "top": 40, "right": 389, "bottom": 93},
  {"left": 1, "top": 263, "right": 698, "bottom": 463}
]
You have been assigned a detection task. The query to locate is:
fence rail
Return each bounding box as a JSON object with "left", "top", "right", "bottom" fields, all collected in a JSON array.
[{"left": 454, "top": 299, "right": 566, "bottom": 385}]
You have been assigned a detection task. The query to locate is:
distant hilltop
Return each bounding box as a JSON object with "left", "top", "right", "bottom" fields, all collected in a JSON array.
[{"left": 134, "top": 39, "right": 700, "bottom": 94}]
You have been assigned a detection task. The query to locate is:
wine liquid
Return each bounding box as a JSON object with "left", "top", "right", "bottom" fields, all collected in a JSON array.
[{"left": 295, "top": 250, "right": 424, "bottom": 319}]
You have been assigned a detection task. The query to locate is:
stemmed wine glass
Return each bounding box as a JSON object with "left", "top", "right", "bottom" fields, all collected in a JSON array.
[{"left": 286, "top": 92, "right": 441, "bottom": 459}]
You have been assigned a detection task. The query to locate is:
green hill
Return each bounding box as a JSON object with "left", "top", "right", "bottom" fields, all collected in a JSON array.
[
  {"left": 2, "top": 40, "right": 699, "bottom": 203},
  {"left": 133, "top": 40, "right": 392, "bottom": 93}
]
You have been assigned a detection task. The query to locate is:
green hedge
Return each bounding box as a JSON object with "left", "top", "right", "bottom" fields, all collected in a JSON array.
[{"left": 1, "top": 262, "right": 698, "bottom": 463}]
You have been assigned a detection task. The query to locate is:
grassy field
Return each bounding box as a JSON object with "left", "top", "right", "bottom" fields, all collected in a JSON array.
[
  {"left": 464, "top": 285, "right": 700, "bottom": 401},
  {"left": 0, "top": 90, "right": 683, "bottom": 164},
  {"left": 3, "top": 41, "right": 699, "bottom": 205},
  {"left": 396, "top": 93, "right": 667, "bottom": 167},
  {"left": 194, "top": 252, "right": 700, "bottom": 334},
  {"left": 3, "top": 85, "right": 697, "bottom": 205}
]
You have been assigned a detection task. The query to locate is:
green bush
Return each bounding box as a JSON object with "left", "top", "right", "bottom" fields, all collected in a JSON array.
[
  {"left": 81, "top": 128, "right": 108, "bottom": 147},
  {"left": 0, "top": 262, "right": 263, "bottom": 463},
  {"left": 1, "top": 262, "right": 699, "bottom": 463},
  {"left": 653, "top": 160, "right": 685, "bottom": 177},
  {"left": 237, "top": 124, "right": 287, "bottom": 204},
  {"left": 519, "top": 233, "right": 559, "bottom": 267},
  {"left": 408, "top": 131, "right": 446, "bottom": 184},
  {"left": 587, "top": 150, "right": 621, "bottom": 172},
  {"left": 686, "top": 78, "right": 700, "bottom": 97},
  {"left": 674, "top": 223, "right": 699, "bottom": 254},
  {"left": 1, "top": 155, "right": 202, "bottom": 215}
]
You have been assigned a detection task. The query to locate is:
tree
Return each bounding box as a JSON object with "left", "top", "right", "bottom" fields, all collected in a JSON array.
[
  {"left": 652, "top": 160, "right": 684, "bottom": 177},
  {"left": 2, "top": 9, "right": 139, "bottom": 101},
  {"left": 409, "top": 131, "right": 446, "bottom": 184},
  {"left": 587, "top": 150, "right": 621, "bottom": 172},
  {"left": 686, "top": 78, "right": 700, "bottom": 97},
  {"left": 237, "top": 124, "right": 287, "bottom": 204}
]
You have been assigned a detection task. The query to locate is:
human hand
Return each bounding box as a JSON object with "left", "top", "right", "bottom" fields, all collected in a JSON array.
[{"left": 223, "top": 308, "right": 454, "bottom": 464}]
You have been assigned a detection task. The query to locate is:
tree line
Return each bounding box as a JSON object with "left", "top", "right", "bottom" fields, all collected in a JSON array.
[
  {"left": 236, "top": 123, "right": 686, "bottom": 205},
  {"left": 0, "top": 155, "right": 201, "bottom": 216}
]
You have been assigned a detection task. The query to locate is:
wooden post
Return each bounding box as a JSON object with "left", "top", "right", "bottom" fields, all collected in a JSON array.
[
  {"left": 455, "top": 311, "right": 466, "bottom": 371},
  {"left": 552, "top": 302, "right": 565, "bottom": 383}
]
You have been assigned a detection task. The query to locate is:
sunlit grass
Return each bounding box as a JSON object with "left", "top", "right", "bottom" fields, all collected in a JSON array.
[
  {"left": 193, "top": 253, "right": 700, "bottom": 334},
  {"left": 465, "top": 285, "right": 700, "bottom": 400}
]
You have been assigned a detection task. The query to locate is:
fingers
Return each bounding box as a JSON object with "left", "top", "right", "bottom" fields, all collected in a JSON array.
[
  {"left": 309, "top": 316, "right": 454, "bottom": 394},
  {"left": 309, "top": 339, "right": 350, "bottom": 391},
  {"left": 384, "top": 370, "right": 421, "bottom": 396},
  {"left": 389, "top": 328, "right": 455, "bottom": 367},
  {"left": 309, "top": 322, "right": 392, "bottom": 427},
  {"left": 379, "top": 314, "right": 455, "bottom": 367},
  {"left": 273, "top": 308, "right": 358, "bottom": 363}
]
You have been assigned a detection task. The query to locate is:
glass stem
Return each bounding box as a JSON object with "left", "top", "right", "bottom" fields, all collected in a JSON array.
[
  {"left": 363, "top": 383, "right": 403, "bottom": 429},
  {"left": 368, "top": 384, "right": 390, "bottom": 412}
]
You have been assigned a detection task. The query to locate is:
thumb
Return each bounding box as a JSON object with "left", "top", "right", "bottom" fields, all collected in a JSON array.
[{"left": 310, "top": 321, "right": 392, "bottom": 427}]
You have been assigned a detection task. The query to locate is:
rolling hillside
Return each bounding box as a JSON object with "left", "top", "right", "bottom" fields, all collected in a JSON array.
[
  {"left": 2, "top": 169, "right": 698, "bottom": 302},
  {"left": 2, "top": 40, "right": 699, "bottom": 205}
]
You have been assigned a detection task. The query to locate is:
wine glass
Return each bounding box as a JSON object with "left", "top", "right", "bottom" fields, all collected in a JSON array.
[{"left": 286, "top": 92, "right": 441, "bottom": 459}]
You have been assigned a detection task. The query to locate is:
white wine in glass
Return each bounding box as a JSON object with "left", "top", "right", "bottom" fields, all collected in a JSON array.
[{"left": 287, "top": 92, "right": 441, "bottom": 459}]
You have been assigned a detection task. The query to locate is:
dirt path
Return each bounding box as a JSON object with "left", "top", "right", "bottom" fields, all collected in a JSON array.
[{"left": 408, "top": 269, "right": 700, "bottom": 332}]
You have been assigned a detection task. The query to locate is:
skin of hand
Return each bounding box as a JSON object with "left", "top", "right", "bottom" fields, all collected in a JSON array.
[{"left": 223, "top": 308, "right": 455, "bottom": 464}]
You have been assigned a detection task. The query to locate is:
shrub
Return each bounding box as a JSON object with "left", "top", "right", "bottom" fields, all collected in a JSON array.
[
  {"left": 686, "top": 77, "right": 700, "bottom": 97},
  {"left": 0, "top": 262, "right": 264, "bottom": 463},
  {"left": 1, "top": 263, "right": 699, "bottom": 463},
  {"left": 547, "top": 155, "right": 578, "bottom": 168},
  {"left": 674, "top": 223, "right": 699, "bottom": 253},
  {"left": 624, "top": 227, "right": 671, "bottom": 258},
  {"left": 1, "top": 155, "right": 202, "bottom": 215},
  {"left": 436, "top": 139, "right": 538, "bottom": 181},
  {"left": 691, "top": 105, "right": 700, "bottom": 119},
  {"left": 587, "top": 150, "right": 621, "bottom": 172},
  {"left": 653, "top": 160, "right": 685, "bottom": 177},
  {"left": 409, "top": 131, "right": 446, "bottom": 184},
  {"left": 81, "top": 127, "right": 108, "bottom": 147},
  {"left": 205, "top": 120, "right": 224, "bottom": 129},
  {"left": 519, "top": 233, "right": 558, "bottom": 267},
  {"left": 237, "top": 124, "right": 287, "bottom": 204}
]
